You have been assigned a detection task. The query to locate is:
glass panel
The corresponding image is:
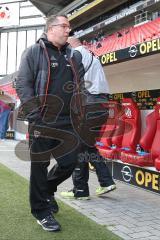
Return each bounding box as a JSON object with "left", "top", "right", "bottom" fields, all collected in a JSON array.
[
  {"left": 16, "top": 31, "right": 26, "bottom": 70},
  {"left": 20, "top": 1, "right": 32, "bottom": 7},
  {"left": 0, "top": 0, "right": 21, "bottom": 3},
  {"left": 36, "top": 29, "right": 44, "bottom": 40},
  {"left": 26, "top": 30, "right": 36, "bottom": 48},
  {"left": 20, "top": 17, "right": 45, "bottom": 26},
  {"left": 0, "top": 32, "right": 7, "bottom": 75},
  {"left": 20, "top": 6, "right": 42, "bottom": 17},
  {"left": 7, "top": 31, "right": 17, "bottom": 74}
]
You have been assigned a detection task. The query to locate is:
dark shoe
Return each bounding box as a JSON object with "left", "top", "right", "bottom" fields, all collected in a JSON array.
[
  {"left": 51, "top": 196, "right": 59, "bottom": 214},
  {"left": 37, "top": 215, "right": 61, "bottom": 232}
]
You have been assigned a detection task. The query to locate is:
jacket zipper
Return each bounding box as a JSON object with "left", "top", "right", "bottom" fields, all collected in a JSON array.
[{"left": 40, "top": 42, "right": 51, "bottom": 114}]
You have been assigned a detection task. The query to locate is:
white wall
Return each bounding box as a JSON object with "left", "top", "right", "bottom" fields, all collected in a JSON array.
[{"left": 0, "top": 0, "right": 45, "bottom": 76}]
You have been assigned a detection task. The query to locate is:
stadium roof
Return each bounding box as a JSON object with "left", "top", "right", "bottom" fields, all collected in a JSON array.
[
  {"left": 30, "top": 0, "right": 128, "bottom": 29},
  {"left": 30, "top": 0, "right": 128, "bottom": 17},
  {"left": 30, "top": 0, "right": 75, "bottom": 16}
]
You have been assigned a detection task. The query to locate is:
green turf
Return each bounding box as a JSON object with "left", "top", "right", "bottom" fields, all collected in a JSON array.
[{"left": 0, "top": 163, "right": 121, "bottom": 240}]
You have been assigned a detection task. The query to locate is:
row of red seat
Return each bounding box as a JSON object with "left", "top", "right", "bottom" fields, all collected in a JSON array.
[
  {"left": 88, "top": 17, "right": 160, "bottom": 56},
  {"left": 96, "top": 98, "right": 160, "bottom": 171}
]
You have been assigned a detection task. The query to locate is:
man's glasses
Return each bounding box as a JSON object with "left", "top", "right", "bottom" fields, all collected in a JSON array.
[{"left": 51, "top": 24, "right": 72, "bottom": 31}]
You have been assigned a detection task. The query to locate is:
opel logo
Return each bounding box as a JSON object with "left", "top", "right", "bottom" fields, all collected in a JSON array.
[
  {"left": 128, "top": 45, "right": 138, "bottom": 58},
  {"left": 121, "top": 166, "right": 133, "bottom": 182}
]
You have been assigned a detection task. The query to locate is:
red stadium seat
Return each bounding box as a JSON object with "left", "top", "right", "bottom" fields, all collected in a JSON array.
[
  {"left": 121, "top": 111, "right": 156, "bottom": 166},
  {"left": 96, "top": 101, "right": 124, "bottom": 159},
  {"left": 151, "top": 99, "right": 160, "bottom": 160},
  {"left": 97, "top": 98, "right": 141, "bottom": 160},
  {"left": 120, "top": 98, "right": 141, "bottom": 151},
  {"left": 155, "top": 157, "right": 160, "bottom": 171},
  {"left": 140, "top": 112, "right": 156, "bottom": 151},
  {"left": 121, "top": 98, "right": 160, "bottom": 167}
]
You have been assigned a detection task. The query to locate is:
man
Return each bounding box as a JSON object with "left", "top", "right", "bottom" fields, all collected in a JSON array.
[
  {"left": 16, "top": 15, "right": 85, "bottom": 232},
  {"left": 60, "top": 37, "right": 116, "bottom": 200}
]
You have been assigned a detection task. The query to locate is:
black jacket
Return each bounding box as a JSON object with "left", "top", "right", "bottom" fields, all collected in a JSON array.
[{"left": 16, "top": 34, "right": 85, "bottom": 122}]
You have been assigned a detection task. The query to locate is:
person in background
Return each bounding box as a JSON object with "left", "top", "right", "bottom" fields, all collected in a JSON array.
[
  {"left": 16, "top": 15, "right": 85, "bottom": 232},
  {"left": 60, "top": 37, "right": 116, "bottom": 200}
]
